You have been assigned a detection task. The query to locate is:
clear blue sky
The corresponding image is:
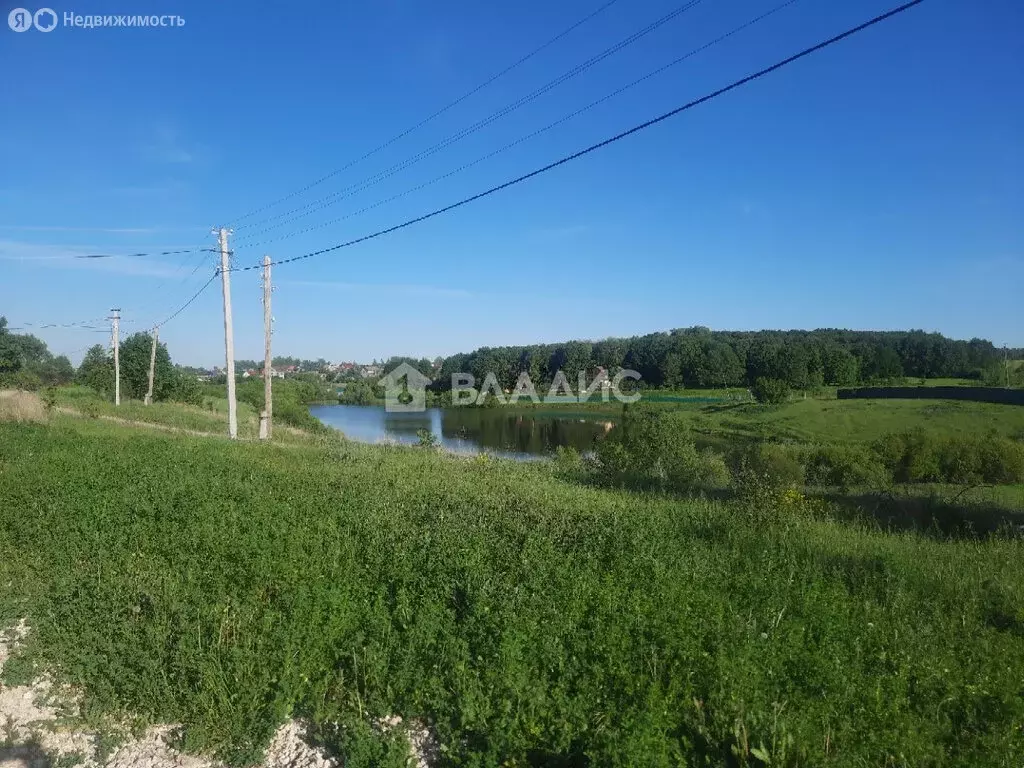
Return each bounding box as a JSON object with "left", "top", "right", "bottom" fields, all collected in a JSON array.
[{"left": 1, "top": 0, "right": 1021, "bottom": 367}]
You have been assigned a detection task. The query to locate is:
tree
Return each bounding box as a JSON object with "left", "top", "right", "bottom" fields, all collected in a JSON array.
[
  {"left": 823, "top": 346, "right": 859, "bottom": 386},
  {"left": 697, "top": 342, "right": 744, "bottom": 388},
  {"left": 751, "top": 377, "right": 790, "bottom": 405},
  {"left": 119, "top": 332, "right": 175, "bottom": 400},
  {"left": 77, "top": 345, "right": 114, "bottom": 395}
]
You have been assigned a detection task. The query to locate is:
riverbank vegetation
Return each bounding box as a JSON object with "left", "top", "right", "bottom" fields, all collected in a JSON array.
[{"left": 1, "top": 412, "right": 1022, "bottom": 766}]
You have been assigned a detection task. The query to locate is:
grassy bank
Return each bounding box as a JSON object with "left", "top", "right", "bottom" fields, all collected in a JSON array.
[{"left": 0, "top": 416, "right": 1022, "bottom": 765}]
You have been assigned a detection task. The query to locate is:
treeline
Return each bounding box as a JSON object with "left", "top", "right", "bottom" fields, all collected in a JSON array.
[
  {"left": 76, "top": 335, "right": 202, "bottom": 405},
  {"left": 234, "top": 356, "right": 331, "bottom": 372},
  {"left": 0, "top": 317, "right": 75, "bottom": 388},
  {"left": 433, "top": 328, "right": 1003, "bottom": 392}
]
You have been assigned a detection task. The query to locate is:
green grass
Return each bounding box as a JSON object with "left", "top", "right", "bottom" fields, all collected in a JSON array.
[
  {"left": 0, "top": 416, "right": 1022, "bottom": 766},
  {"left": 670, "top": 397, "right": 1024, "bottom": 444},
  {"left": 53, "top": 385, "right": 262, "bottom": 438}
]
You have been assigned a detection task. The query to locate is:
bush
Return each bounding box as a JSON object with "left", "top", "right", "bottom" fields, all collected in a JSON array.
[
  {"left": 0, "top": 370, "right": 43, "bottom": 391},
  {"left": 416, "top": 429, "right": 438, "bottom": 449},
  {"left": 166, "top": 371, "right": 203, "bottom": 406},
  {"left": 739, "top": 443, "right": 805, "bottom": 489},
  {"left": 40, "top": 387, "right": 58, "bottom": 413},
  {"left": 594, "top": 405, "right": 730, "bottom": 492},
  {"left": 872, "top": 430, "right": 1024, "bottom": 485},
  {"left": 751, "top": 377, "right": 790, "bottom": 405},
  {"left": 802, "top": 443, "right": 890, "bottom": 489}
]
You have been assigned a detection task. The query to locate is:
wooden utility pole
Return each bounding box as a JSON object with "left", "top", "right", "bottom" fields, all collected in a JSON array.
[
  {"left": 145, "top": 327, "right": 159, "bottom": 405},
  {"left": 260, "top": 255, "right": 273, "bottom": 440},
  {"left": 216, "top": 227, "right": 238, "bottom": 439},
  {"left": 109, "top": 308, "right": 121, "bottom": 406}
]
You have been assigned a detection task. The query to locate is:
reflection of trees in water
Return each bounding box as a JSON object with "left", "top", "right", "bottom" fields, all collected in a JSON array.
[{"left": 441, "top": 410, "right": 611, "bottom": 453}]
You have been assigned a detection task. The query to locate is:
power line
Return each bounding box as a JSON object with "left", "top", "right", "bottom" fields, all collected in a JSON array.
[
  {"left": 233, "top": 0, "right": 704, "bottom": 236},
  {"left": 233, "top": 0, "right": 800, "bottom": 252},
  {"left": 150, "top": 270, "right": 220, "bottom": 329},
  {"left": 9, "top": 316, "right": 115, "bottom": 331},
  {"left": 229, "top": 0, "right": 926, "bottom": 274},
  {"left": 226, "top": 0, "right": 623, "bottom": 226},
  {"left": 75, "top": 247, "right": 215, "bottom": 260}
]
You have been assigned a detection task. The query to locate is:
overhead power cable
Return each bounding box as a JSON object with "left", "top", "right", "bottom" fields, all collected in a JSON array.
[
  {"left": 75, "top": 247, "right": 212, "bottom": 259},
  {"left": 150, "top": 271, "right": 220, "bottom": 330},
  {"left": 226, "top": 0, "right": 623, "bottom": 226},
  {"left": 233, "top": 0, "right": 800, "bottom": 251},
  {"left": 11, "top": 316, "right": 112, "bottom": 331},
  {"left": 229, "top": 0, "right": 925, "bottom": 274},
  {"left": 233, "top": 0, "right": 704, "bottom": 236}
]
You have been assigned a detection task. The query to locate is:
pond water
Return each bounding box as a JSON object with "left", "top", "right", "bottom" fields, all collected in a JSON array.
[{"left": 308, "top": 404, "right": 617, "bottom": 460}]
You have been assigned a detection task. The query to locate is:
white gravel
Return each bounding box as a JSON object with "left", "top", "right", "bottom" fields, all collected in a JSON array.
[{"left": 0, "top": 623, "right": 434, "bottom": 768}]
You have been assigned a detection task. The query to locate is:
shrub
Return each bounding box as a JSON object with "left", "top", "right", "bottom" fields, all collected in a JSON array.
[
  {"left": 552, "top": 445, "right": 584, "bottom": 476},
  {"left": 40, "top": 387, "right": 58, "bottom": 413},
  {"left": 416, "top": 429, "right": 438, "bottom": 449},
  {"left": 751, "top": 377, "right": 790, "bottom": 405},
  {"left": 0, "top": 370, "right": 43, "bottom": 391},
  {"left": 802, "top": 443, "right": 890, "bottom": 489},
  {"left": 871, "top": 430, "right": 1024, "bottom": 486},
  {"left": 739, "top": 443, "right": 805, "bottom": 489},
  {"left": 594, "top": 405, "right": 730, "bottom": 492},
  {"left": 166, "top": 371, "right": 203, "bottom": 406}
]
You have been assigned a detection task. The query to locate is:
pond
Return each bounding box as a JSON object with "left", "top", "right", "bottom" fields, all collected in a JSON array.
[{"left": 308, "top": 404, "right": 617, "bottom": 460}]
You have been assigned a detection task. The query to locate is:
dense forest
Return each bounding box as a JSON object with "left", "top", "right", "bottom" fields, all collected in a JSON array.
[{"left": 424, "top": 328, "right": 1007, "bottom": 392}]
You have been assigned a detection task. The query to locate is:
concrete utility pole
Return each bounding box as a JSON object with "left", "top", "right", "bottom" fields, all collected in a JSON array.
[
  {"left": 215, "top": 227, "right": 238, "bottom": 439},
  {"left": 109, "top": 308, "right": 121, "bottom": 406},
  {"left": 260, "top": 254, "right": 273, "bottom": 440},
  {"left": 145, "top": 327, "right": 159, "bottom": 406}
]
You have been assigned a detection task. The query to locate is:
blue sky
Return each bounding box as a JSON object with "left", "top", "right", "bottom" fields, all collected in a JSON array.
[{"left": 1, "top": 0, "right": 1021, "bottom": 366}]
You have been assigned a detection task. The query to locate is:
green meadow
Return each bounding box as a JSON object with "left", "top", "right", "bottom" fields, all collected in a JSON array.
[{"left": 1, "top": 406, "right": 1022, "bottom": 766}]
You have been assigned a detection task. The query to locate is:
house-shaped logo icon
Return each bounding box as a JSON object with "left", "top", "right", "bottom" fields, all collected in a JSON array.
[{"left": 379, "top": 362, "right": 432, "bottom": 413}]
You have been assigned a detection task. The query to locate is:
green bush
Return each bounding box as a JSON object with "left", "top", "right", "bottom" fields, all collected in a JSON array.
[
  {"left": 595, "top": 405, "right": 729, "bottom": 492},
  {"left": 415, "top": 429, "right": 438, "bottom": 449},
  {"left": 739, "top": 443, "right": 805, "bottom": 489},
  {"left": 751, "top": 377, "right": 790, "bottom": 405},
  {"left": 166, "top": 371, "right": 203, "bottom": 406},
  {"left": 0, "top": 369, "right": 43, "bottom": 391},
  {"left": 802, "top": 443, "right": 890, "bottom": 489},
  {"left": 40, "top": 387, "right": 58, "bottom": 412},
  {"left": 872, "top": 430, "right": 1024, "bottom": 485}
]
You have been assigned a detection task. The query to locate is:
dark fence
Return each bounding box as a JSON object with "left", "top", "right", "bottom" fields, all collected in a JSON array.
[{"left": 837, "top": 387, "right": 1024, "bottom": 406}]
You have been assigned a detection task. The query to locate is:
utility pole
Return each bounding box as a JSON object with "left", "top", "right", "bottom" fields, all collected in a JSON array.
[
  {"left": 260, "top": 254, "right": 273, "bottom": 440},
  {"left": 1005, "top": 346, "right": 1010, "bottom": 388},
  {"left": 145, "top": 327, "right": 159, "bottom": 405},
  {"left": 109, "top": 308, "right": 121, "bottom": 406},
  {"left": 215, "top": 227, "right": 238, "bottom": 439}
]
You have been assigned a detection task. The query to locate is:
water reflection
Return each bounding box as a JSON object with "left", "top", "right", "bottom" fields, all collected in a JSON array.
[{"left": 308, "top": 404, "right": 616, "bottom": 460}]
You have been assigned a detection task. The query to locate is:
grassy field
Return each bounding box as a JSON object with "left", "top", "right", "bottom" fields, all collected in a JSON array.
[
  {"left": 52, "top": 384, "right": 263, "bottom": 438},
  {"left": 0, "top": 413, "right": 1022, "bottom": 766},
  {"left": 669, "top": 397, "right": 1024, "bottom": 443}
]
